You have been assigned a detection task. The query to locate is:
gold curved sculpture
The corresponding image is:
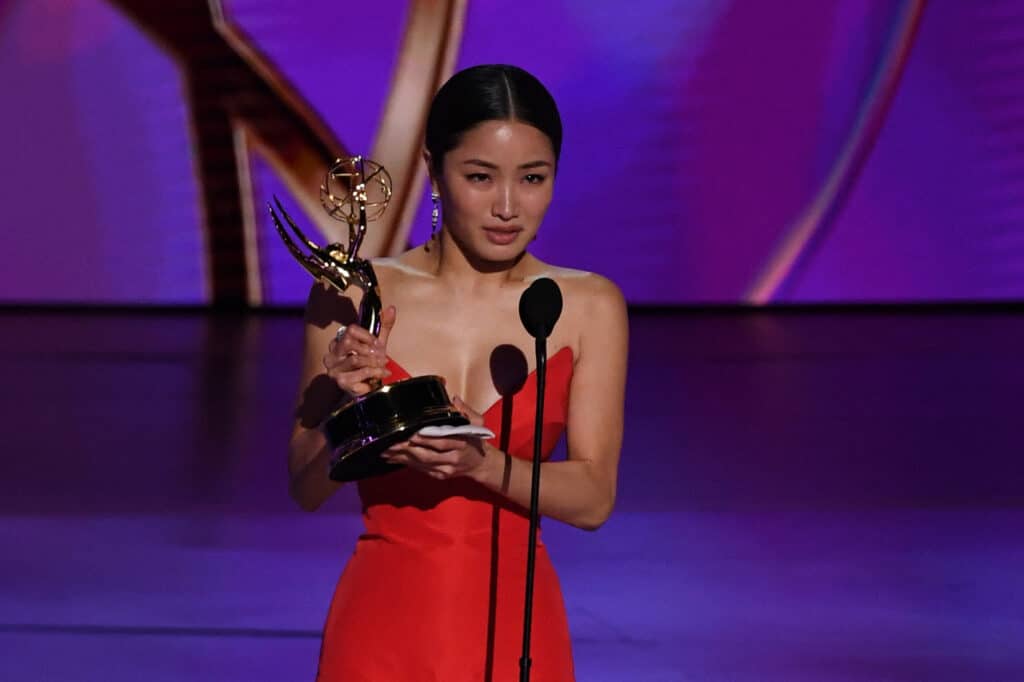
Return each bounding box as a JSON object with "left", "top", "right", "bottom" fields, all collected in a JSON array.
[{"left": 107, "top": 0, "right": 467, "bottom": 305}]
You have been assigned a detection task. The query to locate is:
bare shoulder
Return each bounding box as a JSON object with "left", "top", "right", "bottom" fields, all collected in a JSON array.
[
  {"left": 370, "top": 248, "right": 434, "bottom": 293},
  {"left": 527, "top": 260, "right": 627, "bottom": 356},
  {"left": 572, "top": 271, "right": 627, "bottom": 339},
  {"left": 528, "top": 262, "right": 626, "bottom": 314}
]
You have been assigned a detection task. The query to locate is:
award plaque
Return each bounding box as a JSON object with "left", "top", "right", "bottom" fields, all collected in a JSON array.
[{"left": 268, "top": 156, "right": 468, "bottom": 481}]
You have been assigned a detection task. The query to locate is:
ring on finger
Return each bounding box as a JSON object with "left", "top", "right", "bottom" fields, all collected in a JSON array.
[{"left": 335, "top": 325, "right": 348, "bottom": 341}]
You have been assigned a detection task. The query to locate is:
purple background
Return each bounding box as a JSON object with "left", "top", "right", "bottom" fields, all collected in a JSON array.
[{"left": 1, "top": 0, "right": 1022, "bottom": 305}]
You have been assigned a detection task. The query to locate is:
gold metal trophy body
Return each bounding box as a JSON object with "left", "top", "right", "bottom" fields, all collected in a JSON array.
[{"left": 269, "top": 157, "right": 468, "bottom": 481}]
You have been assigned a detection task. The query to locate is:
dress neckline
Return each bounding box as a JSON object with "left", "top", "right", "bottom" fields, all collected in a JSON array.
[{"left": 385, "top": 345, "right": 574, "bottom": 417}]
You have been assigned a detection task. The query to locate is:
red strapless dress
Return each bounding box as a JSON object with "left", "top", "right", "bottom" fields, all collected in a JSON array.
[{"left": 316, "top": 347, "right": 576, "bottom": 682}]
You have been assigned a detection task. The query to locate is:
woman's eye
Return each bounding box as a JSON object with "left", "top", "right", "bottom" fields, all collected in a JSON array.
[
  {"left": 524, "top": 174, "right": 547, "bottom": 184},
  {"left": 466, "top": 173, "right": 490, "bottom": 183}
]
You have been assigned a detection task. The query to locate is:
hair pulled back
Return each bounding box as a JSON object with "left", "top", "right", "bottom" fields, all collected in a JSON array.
[{"left": 425, "top": 64, "right": 562, "bottom": 172}]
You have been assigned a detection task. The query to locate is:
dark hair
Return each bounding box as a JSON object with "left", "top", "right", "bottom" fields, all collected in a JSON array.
[{"left": 425, "top": 64, "right": 562, "bottom": 172}]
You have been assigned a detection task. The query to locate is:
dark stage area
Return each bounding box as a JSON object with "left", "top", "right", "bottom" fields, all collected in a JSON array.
[{"left": 1, "top": 307, "right": 1021, "bottom": 681}]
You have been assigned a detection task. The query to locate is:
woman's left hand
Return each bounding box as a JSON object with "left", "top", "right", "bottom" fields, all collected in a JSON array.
[{"left": 382, "top": 396, "right": 491, "bottom": 480}]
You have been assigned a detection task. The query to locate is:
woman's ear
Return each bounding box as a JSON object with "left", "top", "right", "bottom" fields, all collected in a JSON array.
[
  {"left": 422, "top": 148, "right": 437, "bottom": 191},
  {"left": 423, "top": 149, "right": 445, "bottom": 199}
]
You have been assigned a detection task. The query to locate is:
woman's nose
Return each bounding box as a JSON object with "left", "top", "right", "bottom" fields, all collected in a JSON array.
[{"left": 492, "top": 183, "right": 518, "bottom": 220}]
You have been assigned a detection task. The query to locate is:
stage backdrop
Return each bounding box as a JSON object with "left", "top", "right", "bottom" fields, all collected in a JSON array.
[{"left": 1, "top": 0, "right": 1021, "bottom": 305}]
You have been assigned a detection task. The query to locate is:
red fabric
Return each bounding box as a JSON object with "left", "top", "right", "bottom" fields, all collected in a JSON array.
[{"left": 316, "top": 347, "right": 576, "bottom": 682}]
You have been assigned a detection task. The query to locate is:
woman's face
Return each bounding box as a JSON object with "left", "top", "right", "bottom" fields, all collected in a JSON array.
[{"left": 434, "top": 119, "right": 556, "bottom": 263}]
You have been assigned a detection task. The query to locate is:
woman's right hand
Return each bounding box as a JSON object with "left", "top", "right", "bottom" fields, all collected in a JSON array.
[{"left": 323, "top": 305, "right": 397, "bottom": 396}]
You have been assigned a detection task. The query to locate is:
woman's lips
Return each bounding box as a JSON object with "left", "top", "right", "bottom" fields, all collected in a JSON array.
[{"left": 483, "top": 227, "right": 522, "bottom": 245}]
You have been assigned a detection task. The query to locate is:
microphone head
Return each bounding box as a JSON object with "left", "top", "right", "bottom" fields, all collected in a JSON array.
[{"left": 519, "top": 277, "right": 563, "bottom": 339}]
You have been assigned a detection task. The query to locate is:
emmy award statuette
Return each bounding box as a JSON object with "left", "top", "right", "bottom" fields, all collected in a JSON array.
[{"left": 268, "top": 156, "right": 469, "bottom": 481}]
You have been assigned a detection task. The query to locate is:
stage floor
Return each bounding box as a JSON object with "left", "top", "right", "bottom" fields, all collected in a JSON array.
[{"left": 1, "top": 308, "right": 1021, "bottom": 681}]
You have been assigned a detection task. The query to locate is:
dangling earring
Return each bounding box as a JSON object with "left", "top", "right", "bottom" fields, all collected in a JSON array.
[{"left": 426, "top": 190, "right": 440, "bottom": 251}]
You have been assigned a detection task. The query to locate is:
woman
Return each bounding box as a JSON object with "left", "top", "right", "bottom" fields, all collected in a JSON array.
[{"left": 288, "top": 64, "right": 628, "bottom": 681}]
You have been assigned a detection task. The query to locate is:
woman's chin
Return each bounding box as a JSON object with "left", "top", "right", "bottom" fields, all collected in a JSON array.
[
  {"left": 444, "top": 229, "right": 530, "bottom": 270},
  {"left": 470, "top": 242, "right": 527, "bottom": 268}
]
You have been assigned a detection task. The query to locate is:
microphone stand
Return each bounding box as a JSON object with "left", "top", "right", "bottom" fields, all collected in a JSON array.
[{"left": 519, "top": 334, "right": 547, "bottom": 682}]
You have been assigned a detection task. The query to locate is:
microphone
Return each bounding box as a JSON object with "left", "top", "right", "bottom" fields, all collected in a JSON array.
[
  {"left": 519, "top": 277, "right": 563, "bottom": 340},
  {"left": 516, "top": 276, "right": 562, "bottom": 682}
]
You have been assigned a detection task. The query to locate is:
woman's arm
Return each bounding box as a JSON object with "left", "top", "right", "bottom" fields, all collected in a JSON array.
[
  {"left": 287, "top": 285, "right": 350, "bottom": 510},
  {"left": 287, "top": 283, "right": 393, "bottom": 511},
  {"left": 470, "top": 275, "right": 628, "bottom": 529}
]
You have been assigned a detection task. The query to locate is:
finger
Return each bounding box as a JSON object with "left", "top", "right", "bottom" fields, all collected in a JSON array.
[
  {"left": 347, "top": 365, "right": 391, "bottom": 383},
  {"left": 383, "top": 435, "right": 420, "bottom": 456},
  {"left": 338, "top": 350, "right": 388, "bottom": 371},
  {"left": 451, "top": 395, "right": 485, "bottom": 426},
  {"left": 401, "top": 443, "right": 461, "bottom": 466},
  {"left": 382, "top": 450, "right": 422, "bottom": 471},
  {"left": 324, "top": 349, "right": 369, "bottom": 373},
  {"left": 338, "top": 323, "right": 378, "bottom": 348},
  {"left": 382, "top": 442, "right": 410, "bottom": 457},
  {"left": 324, "top": 352, "right": 381, "bottom": 378},
  {"left": 376, "top": 306, "right": 398, "bottom": 350},
  {"left": 382, "top": 451, "right": 409, "bottom": 465},
  {"left": 329, "top": 336, "right": 375, "bottom": 360},
  {"left": 345, "top": 382, "right": 374, "bottom": 396},
  {"left": 389, "top": 450, "right": 460, "bottom": 480},
  {"left": 409, "top": 434, "right": 467, "bottom": 452},
  {"left": 330, "top": 365, "right": 390, "bottom": 391}
]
